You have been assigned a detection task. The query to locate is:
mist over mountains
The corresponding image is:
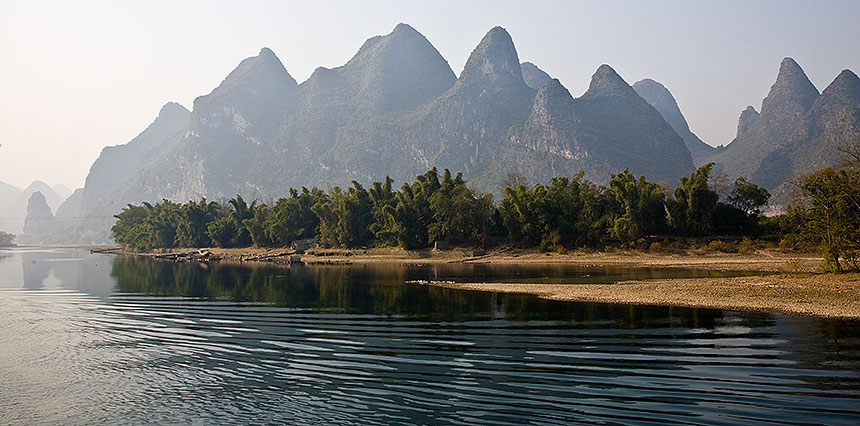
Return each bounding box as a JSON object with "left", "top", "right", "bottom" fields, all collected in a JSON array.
[
  {"left": 16, "top": 23, "right": 856, "bottom": 244},
  {"left": 0, "top": 180, "right": 67, "bottom": 237}
]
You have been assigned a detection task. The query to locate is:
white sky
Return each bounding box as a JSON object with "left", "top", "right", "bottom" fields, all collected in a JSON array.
[{"left": 1, "top": 0, "right": 859, "bottom": 190}]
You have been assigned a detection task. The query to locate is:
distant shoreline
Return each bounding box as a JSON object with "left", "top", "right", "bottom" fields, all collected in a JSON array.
[
  {"left": 99, "top": 246, "right": 818, "bottom": 271},
  {"left": 90, "top": 246, "right": 859, "bottom": 319}
]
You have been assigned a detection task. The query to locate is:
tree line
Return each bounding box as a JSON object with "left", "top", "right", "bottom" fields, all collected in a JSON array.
[{"left": 112, "top": 164, "right": 777, "bottom": 252}]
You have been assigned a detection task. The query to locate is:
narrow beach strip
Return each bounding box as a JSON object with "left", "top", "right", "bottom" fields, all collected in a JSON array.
[{"left": 414, "top": 274, "right": 860, "bottom": 319}]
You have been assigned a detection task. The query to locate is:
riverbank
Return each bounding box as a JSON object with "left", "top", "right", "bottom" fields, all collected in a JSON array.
[
  {"left": 103, "top": 246, "right": 821, "bottom": 271},
  {"left": 98, "top": 246, "right": 860, "bottom": 318},
  {"left": 413, "top": 273, "right": 860, "bottom": 319}
]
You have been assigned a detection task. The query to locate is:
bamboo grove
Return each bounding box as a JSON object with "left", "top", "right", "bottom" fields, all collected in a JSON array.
[{"left": 112, "top": 164, "right": 783, "bottom": 252}]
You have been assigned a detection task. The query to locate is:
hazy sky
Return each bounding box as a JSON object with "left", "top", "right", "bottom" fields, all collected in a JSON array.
[{"left": 2, "top": 0, "right": 859, "bottom": 190}]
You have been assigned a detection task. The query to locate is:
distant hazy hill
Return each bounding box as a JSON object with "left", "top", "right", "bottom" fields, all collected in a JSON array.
[
  {"left": 521, "top": 61, "right": 552, "bottom": 90},
  {"left": 0, "top": 180, "right": 65, "bottom": 235},
  {"left": 20, "top": 191, "right": 57, "bottom": 243},
  {"left": 80, "top": 102, "right": 190, "bottom": 207},
  {"left": 0, "top": 181, "right": 22, "bottom": 234},
  {"left": 633, "top": 78, "right": 716, "bottom": 164},
  {"left": 706, "top": 58, "right": 860, "bottom": 199},
  {"left": 50, "top": 102, "right": 191, "bottom": 243}
]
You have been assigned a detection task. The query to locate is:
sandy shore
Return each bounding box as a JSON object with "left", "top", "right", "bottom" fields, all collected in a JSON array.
[
  {"left": 99, "top": 246, "right": 858, "bottom": 319},
  {"left": 415, "top": 274, "right": 860, "bottom": 319}
]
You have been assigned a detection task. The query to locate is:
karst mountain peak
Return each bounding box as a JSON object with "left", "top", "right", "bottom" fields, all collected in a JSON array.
[
  {"left": 582, "top": 64, "right": 640, "bottom": 99},
  {"left": 42, "top": 24, "right": 860, "bottom": 243}
]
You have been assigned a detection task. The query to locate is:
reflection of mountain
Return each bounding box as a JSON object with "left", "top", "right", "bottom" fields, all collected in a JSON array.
[
  {"left": 2, "top": 249, "right": 112, "bottom": 295},
  {"left": 22, "top": 252, "right": 52, "bottom": 289}
]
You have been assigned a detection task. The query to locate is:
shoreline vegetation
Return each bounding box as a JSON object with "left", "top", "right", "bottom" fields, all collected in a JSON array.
[
  {"left": 109, "top": 164, "right": 859, "bottom": 273},
  {"left": 92, "top": 245, "right": 860, "bottom": 319},
  {"left": 103, "top": 163, "right": 860, "bottom": 318},
  {"left": 110, "top": 165, "right": 785, "bottom": 256},
  {"left": 112, "top": 165, "right": 778, "bottom": 252}
]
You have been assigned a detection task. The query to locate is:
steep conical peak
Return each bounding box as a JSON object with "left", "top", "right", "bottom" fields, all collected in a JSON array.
[
  {"left": 818, "top": 69, "right": 860, "bottom": 104},
  {"left": 346, "top": 22, "right": 448, "bottom": 69},
  {"left": 23, "top": 191, "right": 57, "bottom": 238},
  {"left": 392, "top": 22, "right": 420, "bottom": 35},
  {"left": 242, "top": 47, "right": 294, "bottom": 83},
  {"left": 583, "top": 64, "right": 639, "bottom": 98},
  {"left": 532, "top": 78, "right": 575, "bottom": 112},
  {"left": 259, "top": 47, "right": 277, "bottom": 58},
  {"left": 807, "top": 69, "right": 860, "bottom": 128},
  {"left": 209, "top": 47, "right": 297, "bottom": 97},
  {"left": 778, "top": 57, "right": 807, "bottom": 81},
  {"left": 331, "top": 22, "right": 455, "bottom": 112},
  {"left": 737, "top": 106, "right": 760, "bottom": 138},
  {"left": 157, "top": 102, "right": 190, "bottom": 119},
  {"left": 759, "top": 57, "right": 819, "bottom": 121},
  {"left": 151, "top": 101, "right": 190, "bottom": 134},
  {"left": 27, "top": 191, "right": 49, "bottom": 212},
  {"left": 521, "top": 61, "right": 552, "bottom": 90},
  {"left": 459, "top": 26, "right": 525, "bottom": 86},
  {"left": 352, "top": 23, "right": 422, "bottom": 59}
]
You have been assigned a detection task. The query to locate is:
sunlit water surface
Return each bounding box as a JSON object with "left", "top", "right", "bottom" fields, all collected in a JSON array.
[{"left": 1, "top": 247, "right": 858, "bottom": 425}]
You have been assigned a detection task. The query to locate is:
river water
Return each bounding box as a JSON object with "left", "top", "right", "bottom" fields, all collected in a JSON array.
[{"left": 1, "top": 247, "right": 858, "bottom": 425}]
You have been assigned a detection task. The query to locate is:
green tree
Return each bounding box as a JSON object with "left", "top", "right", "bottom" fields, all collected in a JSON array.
[
  {"left": 729, "top": 177, "right": 771, "bottom": 215},
  {"left": 500, "top": 172, "right": 610, "bottom": 250},
  {"left": 428, "top": 169, "right": 491, "bottom": 246},
  {"left": 388, "top": 183, "right": 428, "bottom": 249},
  {"left": 112, "top": 200, "right": 180, "bottom": 250},
  {"left": 667, "top": 163, "right": 719, "bottom": 235},
  {"left": 207, "top": 216, "right": 238, "bottom": 248},
  {"left": 797, "top": 167, "right": 860, "bottom": 272},
  {"left": 499, "top": 183, "right": 543, "bottom": 247},
  {"left": 368, "top": 176, "right": 399, "bottom": 246},
  {"left": 264, "top": 188, "right": 321, "bottom": 247},
  {"left": 608, "top": 169, "right": 666, "bottom": 241},
  {"left": 228, "top": 195, "right": 256, "bottom": 247},
  {"left": 312, "top": 182, "right": 373, "bottom": 248},
  {"left": 205, "top": 196, "right": 258, "bottom": 248},
  {"left": 243, "top": 202, "right": 272, "bottom": 247},
  {"left": 175, "top": 199, "right": 221, "bottom": 247}
]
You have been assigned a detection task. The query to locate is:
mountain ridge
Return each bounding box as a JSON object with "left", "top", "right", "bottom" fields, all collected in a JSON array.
[{"left": 50, "top": 25, "right": 859, "bottom": 242}]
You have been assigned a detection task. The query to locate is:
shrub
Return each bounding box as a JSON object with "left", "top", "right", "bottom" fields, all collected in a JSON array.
[
  {"left": 706, "top": 240, "right": 738, "bottom": 253},
  {"left": 738, "top": 237, "right": 756, "bottom": 254}
]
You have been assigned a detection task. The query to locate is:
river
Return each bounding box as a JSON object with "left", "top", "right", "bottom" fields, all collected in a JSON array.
[{"left": 1, "top": 247, "right": 858, "bottom": 425}]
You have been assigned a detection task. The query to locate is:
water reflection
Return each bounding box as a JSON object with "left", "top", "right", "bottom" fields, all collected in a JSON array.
[
  {"left": 0, "top": 248, "right": 857, "bottom": 425},
  {"left": 110, "top": 256, "right": 741, "bottom": 326}
]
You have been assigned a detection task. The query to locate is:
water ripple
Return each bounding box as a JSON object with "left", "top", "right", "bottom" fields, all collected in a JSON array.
[{"left": 1, "top": 250, "right": 859, "bottom": 425}]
